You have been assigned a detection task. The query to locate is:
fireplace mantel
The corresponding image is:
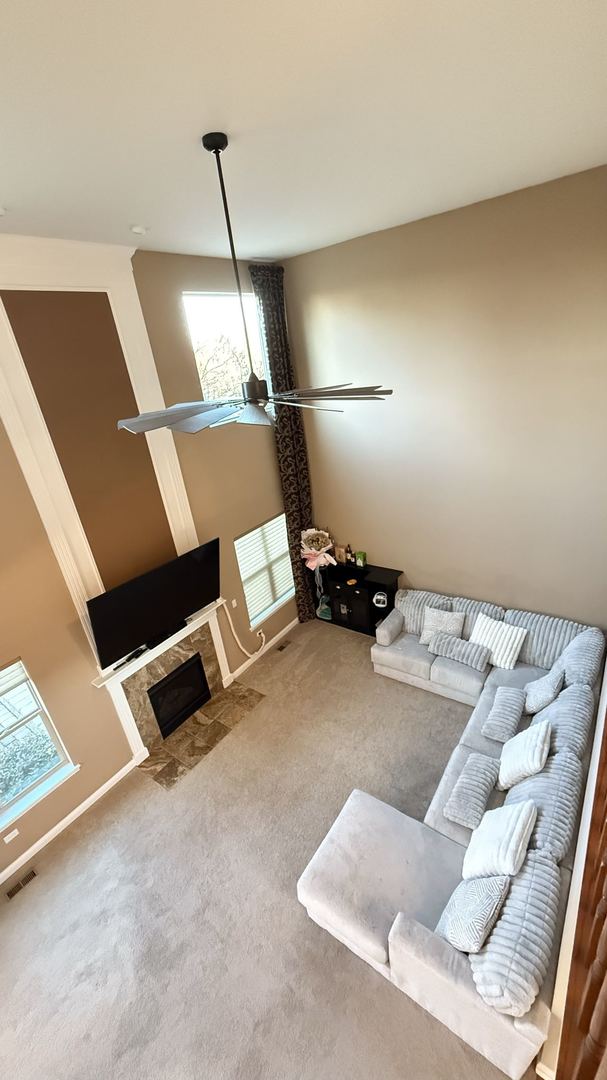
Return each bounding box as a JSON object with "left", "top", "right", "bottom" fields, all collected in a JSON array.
[{"left": 92, "top": 597, "right": 232, "bottom": 759}]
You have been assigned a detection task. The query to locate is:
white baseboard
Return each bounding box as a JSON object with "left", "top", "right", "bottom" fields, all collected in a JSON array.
[
  {"left": 1, "top": 618, "right": 299, "bottom": 886},
  {"left": 535, "top": 1063, "right": 555, "bottom": 1080},
  {"left": 227, "top": 618, "right": 299, "bottom": 682},
  {"left": 0, "top": 749, "right": 148, "bottom": 886}
]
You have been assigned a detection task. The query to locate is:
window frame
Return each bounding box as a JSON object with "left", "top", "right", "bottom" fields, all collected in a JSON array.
[
  {"left": 181, "top": 290, "right": 272, "bottom": 403},
  {"left": 0, "top": 659, "right": 74, "bottom": 817},
  {"left": 234, "top": 513, "right": 296, "bottom": 630}
]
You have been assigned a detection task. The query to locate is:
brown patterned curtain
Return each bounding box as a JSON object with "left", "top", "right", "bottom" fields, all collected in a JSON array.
[{"left": 249, "top": 263, "right": 316, "bottom": 622}]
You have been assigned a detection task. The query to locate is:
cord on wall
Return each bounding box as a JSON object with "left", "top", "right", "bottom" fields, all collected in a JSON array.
[{"left": 224, "top": 602, "right": 266, "bottom": 659}]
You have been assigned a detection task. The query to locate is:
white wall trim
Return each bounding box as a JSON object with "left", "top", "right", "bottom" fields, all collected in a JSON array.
[
  {"left": 0, "top": 233, "right": 198, "bottom": 660},
  {"left": 0, "top": 750, "right": 147, "bottom": 886},
  {"left": 104, "top": 261, "right": 199, "bottom": 554},
  {"left": 227, "top": 617, "right": 299, "bottom": 681}
]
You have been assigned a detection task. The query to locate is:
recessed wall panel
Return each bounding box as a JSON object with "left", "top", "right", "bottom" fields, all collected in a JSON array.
[{"left": 1, "top": 290, "right": 176, "bottom": 590}]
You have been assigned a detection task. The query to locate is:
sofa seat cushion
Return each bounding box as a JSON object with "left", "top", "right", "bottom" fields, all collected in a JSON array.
[
  {"left": 484, "top": 663, "right": 548, "bottom": 692},
  {"left": 424, "top": 743, "right": 505, "bottom": 847},
  {"left": 430, "top": 655, "right": 489, "bottom": 699},
  {"left": 297, "top": 789, "right": 465, "bottom": 965},
  {"left": 370, "top": 632, "right": 434, "bottom": 679},
  {"left": 503, "top": 609, "right": 588, "bottom": 669}
]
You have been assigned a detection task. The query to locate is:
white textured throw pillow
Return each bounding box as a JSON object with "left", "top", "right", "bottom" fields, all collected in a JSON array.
[
  {"left": 470, "top": 613, "right": 528, "bottom": 670},
  {"left": 498, "top": 720, "right": 551, "bottom": 790},
  {"left": 419, "top": 606, "right": 465, "bottom": 646},
  {"left": 462, "top": 801, "right": 537, "bottom": 880},
  {"left": 524, "top": 667, "right": 565, "bottom": 714},
  {"left": 435, "top": 876, "right": 510, "bottom": 953}
]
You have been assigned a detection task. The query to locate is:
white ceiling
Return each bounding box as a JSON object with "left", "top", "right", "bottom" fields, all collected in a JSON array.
[{"left": 1, "top": 1, "right": 606, "bottom": 259}]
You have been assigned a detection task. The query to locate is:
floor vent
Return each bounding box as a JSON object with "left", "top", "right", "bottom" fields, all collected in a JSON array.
[
  {"left": 276, "top": 639, "right": 292, "bottom": 652},
  {"left": 6, "top": 868, "right": 36, "bottom": 900}
]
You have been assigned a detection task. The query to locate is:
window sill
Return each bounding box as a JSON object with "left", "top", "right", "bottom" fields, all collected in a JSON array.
[
  {"left": 0, "top": 762, "right": 81, "bottom": 831},
  {"left": 250, "top": 588, "right": 296, "bottom": 630}
]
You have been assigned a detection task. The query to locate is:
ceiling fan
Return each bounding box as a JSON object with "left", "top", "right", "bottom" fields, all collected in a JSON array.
[{"left": 118, "top": 132, "right": 392, "bottom": 435}]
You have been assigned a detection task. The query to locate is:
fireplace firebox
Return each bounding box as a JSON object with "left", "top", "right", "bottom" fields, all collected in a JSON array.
[{"left": 147, "top": 653, "right": 211, "bottom": 738}]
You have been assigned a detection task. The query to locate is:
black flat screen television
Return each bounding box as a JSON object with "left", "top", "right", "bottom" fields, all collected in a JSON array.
[{"left": 87, "top": 538, "right": 220, "bottom": 669}]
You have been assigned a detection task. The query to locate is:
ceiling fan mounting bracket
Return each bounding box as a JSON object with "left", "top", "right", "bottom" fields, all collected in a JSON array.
[{"left": 202, "top": 131, "right": 228, "bottom": 154}]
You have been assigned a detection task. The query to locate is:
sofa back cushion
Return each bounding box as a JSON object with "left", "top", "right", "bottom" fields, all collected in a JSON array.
[
  {"left": 452, "top": 598, "right": 505, "bottom": 641},
  {"left": 503, "top": 609, "right": 588, "bottom": 669},
  {"left": 556, "top": 627, "right": 605, "bottom": 688},
  {"left": 394, "top": 589, "right": 451, "bottom": 635},
  {"left": 504, "top": 749, "right": 583, "bottom": 863},
  {"left": 470, "top": 850, "right": 561, "bottom": 1017},
  {"left": 531, "top": 683, "right": 595, "bottom": 760}
]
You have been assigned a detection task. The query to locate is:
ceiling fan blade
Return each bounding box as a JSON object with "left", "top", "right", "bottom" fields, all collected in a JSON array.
[
  {"left": 275, "top": 400, "right": 344, "bottom": 413},
  {"left": 236, "top": 403, "right": 274, "bottom": 427},
  {"left": 210, "top": 412, "right": 242, "bottom": 427},
  {"left": 274, "top": 383, "right": 353, "bottom": 397},
  {"left": 273, "top": 386, "right": 391, "bottom": 401},
  {"left": 270, "top": 393, "right": 388, "bottom": 404},
  {"left": 167, "top": 405, "right": 242, "bottom": 433},
  {"left": 117, "top": 398, "right": 244, "bottom": 433}
]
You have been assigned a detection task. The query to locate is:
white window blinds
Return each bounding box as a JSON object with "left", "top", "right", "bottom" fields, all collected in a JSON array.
[{"left": 234, "top": 514, "right": 295, "bottom": 628}]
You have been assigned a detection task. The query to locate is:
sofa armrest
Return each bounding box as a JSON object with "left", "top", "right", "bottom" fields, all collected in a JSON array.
[
  {"left": 388, "top": 912, "right": 478, "bottom": 1002},
  {"left": 376, "top": 608, "right": 404, "bottom": 646},
  {"left": 388, "top": 914, "right": 545, "bottom": 1080}
]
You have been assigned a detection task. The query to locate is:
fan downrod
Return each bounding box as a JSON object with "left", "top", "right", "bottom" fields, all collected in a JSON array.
[{"left": 202, "top": 132, "right": 228, "bottom": 153}]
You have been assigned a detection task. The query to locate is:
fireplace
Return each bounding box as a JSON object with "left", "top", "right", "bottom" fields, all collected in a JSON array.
[{"left": 147, "top": 653, "right": 211, "bottom": 738}]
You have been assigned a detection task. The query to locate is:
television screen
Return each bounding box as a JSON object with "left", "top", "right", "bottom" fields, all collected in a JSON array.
[{"left": 87, "top": 538, "right": 220, "bottom": 669}]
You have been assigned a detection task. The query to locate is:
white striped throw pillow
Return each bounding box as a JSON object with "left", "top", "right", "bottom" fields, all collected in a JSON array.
[{"left": 470, "top": 613, "right": 528, "bottom": 670}]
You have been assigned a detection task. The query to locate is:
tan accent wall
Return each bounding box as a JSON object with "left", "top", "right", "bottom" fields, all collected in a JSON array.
[
  {"left": 0, "top": 422, "right": 131, "bottom": 875},
  {"left": 1, "top": 290, "right": 176, "bottom": 590},
  {"left": 131, "top": 251, "right": 297, "bottom": 669},
  {"left": 284, "top": 168, "right": 607, "bottom": 627}
]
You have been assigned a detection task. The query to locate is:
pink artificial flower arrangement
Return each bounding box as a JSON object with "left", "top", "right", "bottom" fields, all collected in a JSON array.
[{"left": 301, "top": 528, "right": 337, "bottom": 571}]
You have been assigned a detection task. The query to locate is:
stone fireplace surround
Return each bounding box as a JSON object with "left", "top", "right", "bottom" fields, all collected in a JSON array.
[
  {"left": 92, "top": 600, "right": 232, "bottom": 760},
  {"left": 123, "top": 625, "right": 221, "bottom": 750}
]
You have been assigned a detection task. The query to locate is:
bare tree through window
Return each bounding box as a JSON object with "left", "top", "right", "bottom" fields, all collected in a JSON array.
[{"left": 182, "top": 293, "right": 270, "bottom": 401}]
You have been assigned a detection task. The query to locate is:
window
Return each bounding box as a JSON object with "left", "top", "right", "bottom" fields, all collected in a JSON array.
[
  {"left": 234, "top": 514, "right": 295, "bottom": 628},
  {"left": 0, "top": 660, "right": 73, "bottom": 819},
  {"left": 182, "top": 292, "right": 270, "bottom": 401}
]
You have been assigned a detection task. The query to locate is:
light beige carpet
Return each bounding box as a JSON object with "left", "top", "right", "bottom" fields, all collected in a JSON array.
[{"left": 1, "top": 621, "right": 533, "bottom": 1080}]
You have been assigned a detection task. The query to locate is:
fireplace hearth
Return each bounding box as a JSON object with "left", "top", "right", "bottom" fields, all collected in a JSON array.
[{"left": 147, "top": 653, "right": 211, "bottom": 739}]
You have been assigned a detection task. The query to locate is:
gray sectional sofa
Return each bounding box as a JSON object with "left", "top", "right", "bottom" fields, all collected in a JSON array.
[{"left": 297, "top": 590, "right": 605, "bottom": 1080}]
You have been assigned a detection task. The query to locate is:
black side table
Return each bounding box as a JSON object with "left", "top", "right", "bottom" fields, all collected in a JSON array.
[{"left": 325, "top": 563, "right": 402, "bottom": 636}]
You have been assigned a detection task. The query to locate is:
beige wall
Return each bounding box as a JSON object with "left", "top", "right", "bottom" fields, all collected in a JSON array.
[
  {"left": 131, "top": 251, "right": 297, "bottom": 669},
  {"left": 0, "top": 422, "right": 131, "bottom": 875},
  {"left": 284, "top": 168, "right": 607, "bottom": 627}
]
